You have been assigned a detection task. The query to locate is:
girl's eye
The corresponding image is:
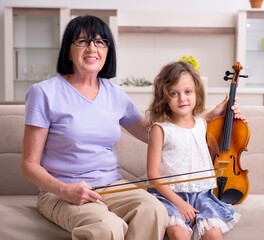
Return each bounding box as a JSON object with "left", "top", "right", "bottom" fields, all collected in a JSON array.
[
  {"left": 169, "top": 92, "right": 178, "bottom": 97},
  {"left": 186, "top": 90, "right": 193, "bottom": 95}
]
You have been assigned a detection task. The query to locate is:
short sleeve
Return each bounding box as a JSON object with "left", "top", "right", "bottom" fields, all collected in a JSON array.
[
  {"left": 25, "top": 84, "right": 51, "bottom": 128},
  {"left": 119, "top": 91, "right": 143, "bottom": 126}
]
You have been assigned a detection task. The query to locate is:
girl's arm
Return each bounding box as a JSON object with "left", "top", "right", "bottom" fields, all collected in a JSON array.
[{"left": 147, "top": 125, "right": 199, "bottom": 222}]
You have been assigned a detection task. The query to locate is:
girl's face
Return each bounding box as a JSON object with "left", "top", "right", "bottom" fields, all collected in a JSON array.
[
  {"left": 167, "top": 72, "right": 196, "bottom": 118},
  {"left": 69, "top": 33, "right": 109, "bottom": 76}
]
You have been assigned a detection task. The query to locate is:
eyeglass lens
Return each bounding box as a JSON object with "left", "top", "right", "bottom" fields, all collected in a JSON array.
[{"left": 73, "top": 38, "right": 109, "bottom": 48}]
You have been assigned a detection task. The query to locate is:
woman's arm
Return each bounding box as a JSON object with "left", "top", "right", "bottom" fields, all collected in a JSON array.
[
  {"left": 204, "top": 94, "right": 247, "bottom": 123},
  {"left": 21, "top": 125, "right": 102, "bottom": 205},
  {"left": 123, "top": 118, "right": 148, "bottom": 143}
]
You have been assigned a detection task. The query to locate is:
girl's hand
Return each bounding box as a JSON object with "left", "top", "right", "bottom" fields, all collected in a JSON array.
[
  {"left": 60, "top": 181, "right": 103, "bottom": 205},
  {"left": 176, "top": 199, "right": 199, "bottom": 223}
]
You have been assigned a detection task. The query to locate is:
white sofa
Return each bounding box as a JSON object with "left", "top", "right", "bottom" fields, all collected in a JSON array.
[{"left": 0, "top": 104, "right": 264, "bottom": 240}]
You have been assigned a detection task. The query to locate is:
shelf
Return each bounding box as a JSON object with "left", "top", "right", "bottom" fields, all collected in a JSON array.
[
  {"left": 246, "top": 50, "right": 264, "bottom": 53},
  {"left": 13, "top": 7, "right": 60, "bottom": 16},
  {"left": 118, "top": 26, "right": 235, "bottom": 34},
  {"left": 14, "top": 47, "right": 59, "bottom": 50},
  {"left": 14, "top": 47, "right": 58, "bottom": 79},
  {"left": 14, "top": 80, "right": 41, "bottom": 83},
  {"left": 70, "top": 9, "right": 117, "bottom": 17},
  {"left": 70, "top": 9, "right": 117, "bottom": 24},
  {"left": 124, "top": 86, "right": 264, "bottom": 107},
  {"left": 247, "top": 11, "right": 264, "bottom": 19}
]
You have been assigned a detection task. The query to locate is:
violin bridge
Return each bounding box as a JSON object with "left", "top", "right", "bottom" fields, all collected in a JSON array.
[{"left": 217, "top": 160, "right": 230, "bottom": 164}]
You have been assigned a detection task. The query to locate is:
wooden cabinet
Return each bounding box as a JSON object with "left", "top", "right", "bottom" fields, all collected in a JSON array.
[
  {"left": 4, "top": 7, "right": 70, "bottom": 101},
  {"left": 236, "top": 10, "right": 264, "bottom": 88}
]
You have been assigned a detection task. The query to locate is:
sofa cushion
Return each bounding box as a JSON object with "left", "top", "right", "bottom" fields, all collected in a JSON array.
[
  {"left": 0, "top": 195, "right": 71, "bottom": 240},
  {"left": 224, "top": 194, "right": 264, "bottom": 239},
  {"left": 0, "top": 105, "right": 38, "bottom": 195},
  {"left": 0, "top": 154, "right": 39, "bottom": 195}
]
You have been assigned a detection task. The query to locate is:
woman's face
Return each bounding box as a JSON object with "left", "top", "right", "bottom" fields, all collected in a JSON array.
[{"left": 69, "top": 33, "right": 109, "bottom": 76}]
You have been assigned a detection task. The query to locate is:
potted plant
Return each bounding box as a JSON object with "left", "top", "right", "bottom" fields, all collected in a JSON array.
[
  {"left": 178, "top": 55, "right": 201, "bottom": 71},
  {"left": 120, "top": 76, "right": 153, "bottom": 87},
  {"left": 249, "top": 0, "right": 263, "bottom": 8},
  {"left": 178, "top": 55, "right": 208, "bottom": 88}
]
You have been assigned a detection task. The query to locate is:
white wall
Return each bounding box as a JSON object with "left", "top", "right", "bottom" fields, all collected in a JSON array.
[
  {"left": 0, "top": 0, "right": 257, "bottom": 101},
  {"left": 117, "top": 11, "right": 237, "bottom": 88}
]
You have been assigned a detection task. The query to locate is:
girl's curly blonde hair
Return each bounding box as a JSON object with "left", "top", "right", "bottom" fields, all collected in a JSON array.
[{"left": 146, "top": 61, "right": 206, "bottom": 129}]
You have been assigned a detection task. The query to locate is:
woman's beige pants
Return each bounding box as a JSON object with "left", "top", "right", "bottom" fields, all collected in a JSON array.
[{"left": 37, "top": 180, "right": 168, "bottom": 240}]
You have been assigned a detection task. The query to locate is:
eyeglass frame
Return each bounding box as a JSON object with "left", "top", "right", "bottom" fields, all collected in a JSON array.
[{"left": 72, "top": 38, "right": 110, "bottom": 48}]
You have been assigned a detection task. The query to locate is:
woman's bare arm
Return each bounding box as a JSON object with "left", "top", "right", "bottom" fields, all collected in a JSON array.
[{"left": 21, "top": 125, "right": 102, "bottom": 205}]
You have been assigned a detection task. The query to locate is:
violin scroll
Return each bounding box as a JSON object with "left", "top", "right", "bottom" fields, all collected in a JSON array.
[{"left": 223, "top": 62, "right": 248, "bottom": 82}]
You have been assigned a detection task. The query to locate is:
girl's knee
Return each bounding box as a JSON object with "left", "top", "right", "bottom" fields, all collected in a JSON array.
[
  {"left": 166, "top": 225, "right": 191, "bottom": 240},
  {"left": 202, "top": 227, "right": 222, "bottom": 240}
]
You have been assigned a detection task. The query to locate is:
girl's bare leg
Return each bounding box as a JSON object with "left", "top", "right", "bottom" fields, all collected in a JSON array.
[{"left": 166, "top": 225, "right": 191, "bottom": 240}]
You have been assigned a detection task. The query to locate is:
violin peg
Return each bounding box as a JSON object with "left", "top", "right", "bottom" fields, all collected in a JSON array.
[
  {"left": 225, "top": 71, "right": 232, "bottom": 76},
  {"left": 239, "top": 75, "right": 249, "bottom": 78},
  {"left": 224, "top": 76, "right": 232, "bottom": 81}
]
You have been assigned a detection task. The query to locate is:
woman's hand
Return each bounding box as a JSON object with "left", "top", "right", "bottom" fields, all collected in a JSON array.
[
  {"left": 61, "top": 181, "right": 103, "bottom": 205},
  {"left": 204, "top": 94, "right": 247, "bottom": 123},
  {"left": 232, "top": 102, "right": 247, "bottom": 122}
]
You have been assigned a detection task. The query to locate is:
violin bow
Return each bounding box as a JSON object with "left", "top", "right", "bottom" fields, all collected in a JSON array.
[{"left": 93, "top": 168, "right": 219, "bottom": 195}]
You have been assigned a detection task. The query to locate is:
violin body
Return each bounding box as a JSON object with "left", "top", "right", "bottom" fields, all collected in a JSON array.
[
  {"left": 206, "top": 62, "right": 250, "bottom": 205},
  {"left": 207, "top": 116, "right": 250, "bottom": 205}
]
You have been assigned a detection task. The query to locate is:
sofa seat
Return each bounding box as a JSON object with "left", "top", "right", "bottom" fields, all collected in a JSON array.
[
  {"left": 225, "top": 194, "right": 264, "bottom": 239},
  {"left": 0, "top": 195, "right": 71, "bottom": 240},
  {"left": 0, "top": 194, "right": 264, "bottom": 239}
]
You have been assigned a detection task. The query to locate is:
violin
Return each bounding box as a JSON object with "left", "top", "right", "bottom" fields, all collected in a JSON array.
[{"left": 206, "top": 62, "right": 250, "bottom": 205}]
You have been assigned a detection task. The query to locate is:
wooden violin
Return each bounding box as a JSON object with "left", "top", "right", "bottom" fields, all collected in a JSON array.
[{"left": 206, "top": 62, "right": 250, "bottom": 205}]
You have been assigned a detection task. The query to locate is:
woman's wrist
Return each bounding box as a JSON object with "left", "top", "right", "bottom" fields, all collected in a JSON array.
[{"left": 204, "top": 111, "right": 214, "bottom": 123}]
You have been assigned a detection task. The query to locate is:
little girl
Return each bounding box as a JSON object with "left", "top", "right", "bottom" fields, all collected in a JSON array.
[{"left": 146, "top": 61, "right": 240, "bottom": 240}]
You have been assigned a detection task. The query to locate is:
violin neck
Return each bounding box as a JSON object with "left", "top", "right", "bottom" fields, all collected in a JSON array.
[{"left": 220, "top": 82, "right": 237, "bottom": 151}]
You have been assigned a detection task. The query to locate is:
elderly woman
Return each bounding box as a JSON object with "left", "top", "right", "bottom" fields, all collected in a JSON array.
[{"left": 21, "top": 15, "right": 168, "bottom": 240}]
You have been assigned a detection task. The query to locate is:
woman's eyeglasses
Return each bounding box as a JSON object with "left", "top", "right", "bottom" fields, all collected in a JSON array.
[{"left": 72, "top": 38, "right": 110, "bottom": 48}]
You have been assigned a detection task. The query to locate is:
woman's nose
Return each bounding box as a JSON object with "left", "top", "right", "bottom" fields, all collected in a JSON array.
[{"left": 86, "top": 40, "right": 97, "bottom": 49}]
